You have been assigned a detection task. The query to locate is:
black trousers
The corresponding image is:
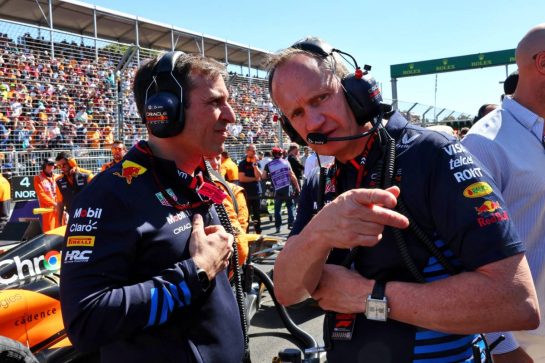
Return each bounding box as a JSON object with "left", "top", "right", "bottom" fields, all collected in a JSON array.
[{"left": 246, "top": 195, "right": 261, "bottom": 234}]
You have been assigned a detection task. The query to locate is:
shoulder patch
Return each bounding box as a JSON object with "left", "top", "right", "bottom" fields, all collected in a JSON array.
[
  {"left": 114, "top": 160, "right": 147, "bottom": 184},
  {"left": 463, "top": 182, "right": 493, "bottom": 198}
]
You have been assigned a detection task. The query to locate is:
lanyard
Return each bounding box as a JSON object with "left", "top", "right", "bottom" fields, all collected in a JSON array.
[
  {"left": 136, "top": 142, "right": 225, "bottom": 211},
  {"left": 330, "top": 133, "right": 378, "bottom": 193}
]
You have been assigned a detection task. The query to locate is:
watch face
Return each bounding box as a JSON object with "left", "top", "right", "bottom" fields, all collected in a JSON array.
[{"left": 366, "top": 298, "right": 388, "bottom": 322}]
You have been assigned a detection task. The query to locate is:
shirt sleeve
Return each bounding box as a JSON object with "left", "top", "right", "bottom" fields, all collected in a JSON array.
[
  {"left": 424, "top": 138, "right": 523, "bottom": 270},
  {"left": 60, "top": 185, "right": 209, "bottom": 352},
  {"left": 33, "top": 175, "right": 56, "bottom": 207}
]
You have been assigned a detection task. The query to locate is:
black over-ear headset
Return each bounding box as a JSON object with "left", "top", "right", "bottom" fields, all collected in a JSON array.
[
  {"left": 144, "top": 51, "right": 186, "bottom": 138},
  {"left": 273, "top": 39, "right": 384, "bottom": 146}
]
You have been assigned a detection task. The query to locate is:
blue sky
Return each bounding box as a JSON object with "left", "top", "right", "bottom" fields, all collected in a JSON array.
[{"left": 88, "top": 0, "right": 544, "bottom": 116}]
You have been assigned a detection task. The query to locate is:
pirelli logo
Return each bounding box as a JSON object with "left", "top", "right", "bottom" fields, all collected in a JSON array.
[{"left": 66, "top": 236, "right": 95, "bottom": 248}]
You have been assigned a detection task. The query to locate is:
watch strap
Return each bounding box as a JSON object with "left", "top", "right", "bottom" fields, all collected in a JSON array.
[
  {"left": 371, "top": 280, "right": 386, "bottom": 299},
  {"left": 196, "top": 267, "right": 211, "bottom": 291}
]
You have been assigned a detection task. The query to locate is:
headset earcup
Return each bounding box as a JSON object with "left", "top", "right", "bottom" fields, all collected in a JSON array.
[
  {"left": 280, "top": 115, "right": 307, "bottom": 146},
  {"left": 341, "top": 74, "right": 382, "bottom": 126},
  {"left": 144, "top": 92, "right": 185, "bottom": 138}
]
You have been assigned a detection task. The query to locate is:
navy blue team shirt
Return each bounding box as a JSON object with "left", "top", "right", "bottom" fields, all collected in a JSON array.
[
  {"left": 291, "top": 113, "right": 523, "bottom": 363},
  {"left": 60, "top": 141, "right": 244, "bottom": 363}
]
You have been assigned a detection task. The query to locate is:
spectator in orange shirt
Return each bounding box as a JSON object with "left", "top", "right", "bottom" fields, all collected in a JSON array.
[
  {"left": 33, "top": 158, "right": 60, "bottom": 232},
  {"left": 205, "top": 154, "right": 249, "bottom": 266},
  {"left": 101, "top": 140, "right": 126, "bottom": 172},
  {"left": 86, "top": 122, "right": 101, "bottom": 148},
  {"left": 101, "top": 126, "right": 114, "bottom": 148},
  {"left": 220, "top": 150, "right": 239, "bottom": 183}
]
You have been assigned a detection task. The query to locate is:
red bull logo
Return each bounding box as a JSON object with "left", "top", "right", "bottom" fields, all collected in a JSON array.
[
  {"left": 474, "top": 200, "right": 501, "bottom": 215},
  {"left": 474, "top": 200, "right": 509, "bottom": 228},
  {"left": 114, "top": 160, "right": 147, "bottom": 184}
]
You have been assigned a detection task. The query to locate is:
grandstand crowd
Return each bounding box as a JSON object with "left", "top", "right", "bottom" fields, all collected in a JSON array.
[{"left": 0, "top": 28, "right": 283, "bottom": 176}]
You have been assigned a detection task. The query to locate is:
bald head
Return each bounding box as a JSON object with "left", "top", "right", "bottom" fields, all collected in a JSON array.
[
  {"left": 513, "top": 23, "right": 545, "bottom": 116},
  {"left": 516, "top": 23, "right": 545, "bottom": 68}
]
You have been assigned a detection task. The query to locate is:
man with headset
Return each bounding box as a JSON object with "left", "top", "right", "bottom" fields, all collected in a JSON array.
[
  {"left": 269, "top": 38, "right": 539, "bottom": 363},
  {"left": 55, "top": 151, "right": 93, "bottom": 224},
  {"left": 60, "top": 52, "right": 244, "bottom": 363}
]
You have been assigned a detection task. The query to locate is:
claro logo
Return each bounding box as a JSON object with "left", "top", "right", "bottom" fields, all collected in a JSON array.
[
  {"left": 173, "top": 223, "right": 192, "bottom": 235},
  {"left": 0, "top": 251, "right": 61, "bottom": 285}
]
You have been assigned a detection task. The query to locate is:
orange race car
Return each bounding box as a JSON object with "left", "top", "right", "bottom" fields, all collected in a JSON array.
[
  {"left": 0, "top": 226, "right": 283, "bottom": 363},
  {"left": 0, "top": 226, "right": 98, "bottom": 362}
]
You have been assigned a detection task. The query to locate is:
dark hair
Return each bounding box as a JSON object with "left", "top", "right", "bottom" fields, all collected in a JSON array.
[
  {"left": 288, "top": 144, "right": 299, "bottom": 153},
  {"left": 503, "top": 70, "right": 518, "bottom": 95},
  {"left": 474, "top": 104, "right": 498, "bottom": 122},
  {"left": 132, "top": 54, "right": 227, "bottom": 121},
  {"left": 55, "top": 151, "right": 72, "bottom": 162},
  {"left": 111, "top": 140, "right": 126, "bottom": 148}
]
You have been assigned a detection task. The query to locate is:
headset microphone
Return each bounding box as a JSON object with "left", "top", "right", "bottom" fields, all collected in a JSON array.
[
  {"left": 306, "top": 117, "right": 383, "bottom": 145},
  {"left": 307, "top": 132, "right": 369, "bottom": 145}
]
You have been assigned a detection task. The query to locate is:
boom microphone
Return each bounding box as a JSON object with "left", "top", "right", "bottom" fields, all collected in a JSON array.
[
  {"left": 306, "top": 117, "right": 383, "bottom": 145},
  {"left": 306, "top": 132, "right": 370, "bottom": 145}
]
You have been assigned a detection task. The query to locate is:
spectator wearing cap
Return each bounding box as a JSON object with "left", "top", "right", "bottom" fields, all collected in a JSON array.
[
  {"left": 261, "top": 147, "right": 300, "bottom": 233},
  {"left": 33, "top": 158, "right": 60, "bottom": 232}
]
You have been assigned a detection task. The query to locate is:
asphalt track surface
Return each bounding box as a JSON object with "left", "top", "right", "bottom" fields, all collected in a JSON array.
[{"left": 248, "top": 211, "right": 327, "bottom": 363}]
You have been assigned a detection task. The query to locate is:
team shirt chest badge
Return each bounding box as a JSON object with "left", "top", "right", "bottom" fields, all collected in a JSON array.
[{"left": 114, "top": 160, "right": 147, "bottom": 184}]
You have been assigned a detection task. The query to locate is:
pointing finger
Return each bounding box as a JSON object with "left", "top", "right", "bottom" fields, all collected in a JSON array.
[{"left": 352, "top": 188, "right": 399, "bottom": 209}]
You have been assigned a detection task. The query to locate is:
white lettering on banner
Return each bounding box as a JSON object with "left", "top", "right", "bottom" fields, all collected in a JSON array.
[
  {"left": 453, "top": 167, "right": 483, "bottom": 183},
  {"left": 173, "top": 223, "right": 192, "bottom": 235},
  {"left": 69, "top": 221, "right": 98, "bottom": 232},
  {"left": 73, "top": 207, "right": 103, "bottom": 219},
  {"left": 449, "top": 155, "right": 474, "bottom": 170},
  {"left": 64, "top": 250, "right": 92, "bottom": 263},
  {"left": 14, "top": 190, "right": 36, "bottom": 199},
  {"left": 442, "top": 143, "right": 465, "bottom": 156},
  {"left": 0, "top": 256, "right": 45, "bottom": 285}
]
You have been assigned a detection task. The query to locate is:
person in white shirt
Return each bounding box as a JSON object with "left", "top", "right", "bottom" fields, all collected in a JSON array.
[
  {"left": 303, "top": 152, "right": 334, "bottom": 181},
  {"left": 463, "top": 23, "right": 545, "bottom": 363}
]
